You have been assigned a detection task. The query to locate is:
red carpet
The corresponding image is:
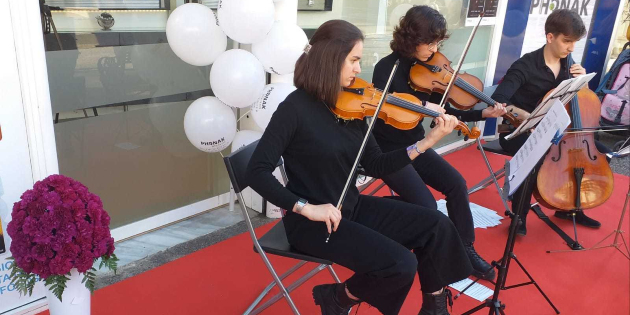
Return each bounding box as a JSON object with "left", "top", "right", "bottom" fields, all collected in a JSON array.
[{"left": 39, "top": 145, "right": 630, "bottom": 315}]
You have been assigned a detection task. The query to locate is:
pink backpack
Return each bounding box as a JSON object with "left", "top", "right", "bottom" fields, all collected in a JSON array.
[{"left": 600, "top": 63, "right": 629, "bottom": 125}]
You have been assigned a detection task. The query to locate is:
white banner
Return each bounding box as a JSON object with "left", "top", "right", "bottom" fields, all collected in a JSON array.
[{"left": 521, "top": 0, "right": 596, "bottom": 63}]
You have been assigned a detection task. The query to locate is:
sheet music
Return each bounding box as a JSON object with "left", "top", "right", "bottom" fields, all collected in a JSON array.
[
  {"left": 507, "top": 100, "right": 570, "bottom": 195},
  {"left": 504, "top": 73, "right": 595, "bottom": 141},
  {"left": 449, "top": 278, "right": 494, "bottom": 302},
  {"left": 436, "top": 200, "right": 504, "bottom": 229}
]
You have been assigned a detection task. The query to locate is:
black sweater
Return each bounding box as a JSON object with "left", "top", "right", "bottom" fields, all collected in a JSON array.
[
  {"left": 246, "top": 89, "right": 412, "bottom": 217},
  {"left": 372, "top": 51, "right": 484, "bottom": 152}
]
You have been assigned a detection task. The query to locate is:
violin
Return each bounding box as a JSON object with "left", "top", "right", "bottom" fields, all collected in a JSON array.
[
  {"left": 333, "top": 77, "right": 480, "bottom": 140},
  {"left": 409, "top": 52, "right": 521, "bottom": 127},
  {"left": 534, "top": 59, "right": 614, "bottom": 211}
]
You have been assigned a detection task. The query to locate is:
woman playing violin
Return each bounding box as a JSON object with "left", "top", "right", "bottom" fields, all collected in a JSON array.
[
  {"left": 492, "top": 9, "right": 612, "bottom": 235},
  {"left": 247, "top": 20, "right": 472, "bottom": 315},
  {"left": 372, "top": 5, "right": 504, "bottom": 281}
]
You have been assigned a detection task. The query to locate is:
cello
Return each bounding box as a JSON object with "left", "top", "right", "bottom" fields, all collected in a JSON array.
[{"left": 534, "top": 58, "right": 614, "bottom": 212}]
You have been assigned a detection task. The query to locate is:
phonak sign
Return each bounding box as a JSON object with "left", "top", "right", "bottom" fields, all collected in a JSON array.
[{"left": 521, "top": 0, "right": 595, "bottom": 63}]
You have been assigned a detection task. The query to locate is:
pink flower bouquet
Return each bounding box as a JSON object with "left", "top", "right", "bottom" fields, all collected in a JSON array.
[{"left": 7, "top": 175, "right": 117, "bottom": 301}]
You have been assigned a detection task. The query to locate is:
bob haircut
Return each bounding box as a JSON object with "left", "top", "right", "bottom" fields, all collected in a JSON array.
[{"left": 294, "top": 20, "right": 364, "bottom": 108}]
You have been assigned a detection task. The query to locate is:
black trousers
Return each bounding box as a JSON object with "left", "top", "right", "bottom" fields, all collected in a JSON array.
[
  {"left": 499, "top": 133, "right": 612, "bottom": 219},
  {"left": 282, "top": 195, "right": 473, "bottom": 315},
  {"left": 380, "top": 148, "right": 475, "bottom": 244}
]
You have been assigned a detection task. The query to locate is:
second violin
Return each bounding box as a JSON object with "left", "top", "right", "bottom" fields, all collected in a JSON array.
[
  {"left": 409, "top": 51, "right": 521, "bottom": 127},
  {"left": 334, "top": 77, "right": 480, "bottom": 140}
]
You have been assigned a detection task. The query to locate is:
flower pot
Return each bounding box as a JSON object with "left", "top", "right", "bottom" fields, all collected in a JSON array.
[{"left": 45, "top": 268, "right": 91, "bottom": 315}]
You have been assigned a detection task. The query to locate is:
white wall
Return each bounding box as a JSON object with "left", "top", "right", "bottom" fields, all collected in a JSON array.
[{"left": 0, "top": 0, "right": 47, "bottom": 311}]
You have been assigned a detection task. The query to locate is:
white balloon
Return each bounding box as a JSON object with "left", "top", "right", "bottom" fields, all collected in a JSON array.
[
  {"left": 210, "top": 49, "right": 266, "bottom": 108},
  {"left": 231, "top": 130, "right": 263, "bottom": 153},
  {"left": 166, "top": 3, "right": 227, "bottom": 66},
  {"left": 251, "top": 83, "right": 296, "bottom": 129},
  {"left": 218, "top": 0, "right": 275, "bottom": 44},
  {"left": 252, "top": 21, "right": 308, "bottom": 75},
  {"left": 184, "top": 96, "right": 236, "bottom": 153}
]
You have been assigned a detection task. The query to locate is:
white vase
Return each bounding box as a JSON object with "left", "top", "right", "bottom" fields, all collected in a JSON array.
[{"left": 45, "top": 268, "right": 91, "bottom": 315}]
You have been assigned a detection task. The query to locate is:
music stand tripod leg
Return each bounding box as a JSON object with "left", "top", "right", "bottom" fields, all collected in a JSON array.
[
  {"left": 560, "top": 188, "right": 630, "bottom": 259},
  {"left": 505, "top": 253, "right": 560, "bottom": 314},
  {"left": 462, "top": 166, "right": 559, "bottom": 315}
]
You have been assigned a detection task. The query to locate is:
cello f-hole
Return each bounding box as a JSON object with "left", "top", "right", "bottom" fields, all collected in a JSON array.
[
  {"left": 582, "top": 140, "right": 598, "bottom": 161},
  {"left": 551, "top": 140, "right": 567, "bottom": 162}
]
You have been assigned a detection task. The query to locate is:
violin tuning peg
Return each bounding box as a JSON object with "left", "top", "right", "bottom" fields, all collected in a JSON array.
[
  {"left": 458, "top": 130, "right": 462, "bottom": 136},
  {"left": 464, "top": 136, "right": 469, "bottom": 141}
]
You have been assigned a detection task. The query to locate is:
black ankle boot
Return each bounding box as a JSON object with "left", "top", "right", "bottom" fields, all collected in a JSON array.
[
  {"left": 419, "top": 288, "right": 453, "bottom": 315},
  {"left": 313, "top": 283, "right": 357, "bottom": 315},
  {"left": 554, "top": 211, "right": 601, "bottom": 228},
  {"left": 464, "top": 242, "right": 496, "bottom": 280}
]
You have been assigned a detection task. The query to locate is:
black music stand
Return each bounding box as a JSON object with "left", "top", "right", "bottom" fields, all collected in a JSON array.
[
  {"left": 462, "top": 163, "right": 559, "bottom": 315},
  {"left": 461, "top": 100, "right": 575, "bottom": 315}
]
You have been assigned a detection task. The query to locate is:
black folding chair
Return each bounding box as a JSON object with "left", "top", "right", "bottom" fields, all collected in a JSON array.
[{"left": 223, "top": 140, "right": 343, "bottom": 315}]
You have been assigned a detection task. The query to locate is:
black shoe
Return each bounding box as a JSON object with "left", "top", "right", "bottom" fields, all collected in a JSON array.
[
  {"left": 313, "top": 283, "right": 354, "bottom": 315},
  {"left": 419, "top": 288, "right": 453, "bottom": 315},
  {"left": 464, "top": 243, "right": 496, "bottom": 280},
  {"left": 515, "top": 216, "right": 527, "bottom": 236},
  {"left": 554, "top": 211, "right": 601, "bottom": 228}
]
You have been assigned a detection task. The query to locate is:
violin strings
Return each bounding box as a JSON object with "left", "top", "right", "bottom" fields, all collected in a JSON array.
[
  {"left": 373, "top": 87, "right": 441, "bottom": 117},
  {"left": 434, "top": 68, "right": 496, "bottom": 105}
]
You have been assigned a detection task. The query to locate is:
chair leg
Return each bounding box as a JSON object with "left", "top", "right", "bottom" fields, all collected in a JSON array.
[
  {"left": 326, "top": 265, "right": 342, "bottom": 283},
  {"left": 367, "top": 181, "right": 387, "bottom": 196},
  {"left": 357, "top": 177, "right": 377, "bottom": 194},
  {"left": 468, "top": 138, "right": 506, "bottom": 196},
  {"left": 250, "top": 244, "right": 300, "bottom": 314},
  {"left": 471, "top": 138, "right": 513, "bottom": 216},
  {"left": 468, "top": 168, "right": 505, "bottom": 195},
  {"left": 248, "top": 264, "right": 329, "bottom": 315},
  {"left": 245, "top": 261, "right": 307, "bottom": 315},
  {"left": 357, "top": 176, "right": 395, "bottom": 197}
]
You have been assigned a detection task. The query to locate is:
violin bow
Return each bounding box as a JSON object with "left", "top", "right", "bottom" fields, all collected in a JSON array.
[
  {"left": 326, "top": 60, "right": 400, "bottom": 243},
  {"left": 563, "top": 125, "right": 630, "bottom": 134},
  {"left": 437, "top": 12, "right": 485, "bottom": 109}
]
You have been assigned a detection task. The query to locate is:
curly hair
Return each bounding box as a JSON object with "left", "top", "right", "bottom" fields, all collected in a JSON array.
[{"left": 390, "top": 5, "right": 449, "bottom": 59}]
